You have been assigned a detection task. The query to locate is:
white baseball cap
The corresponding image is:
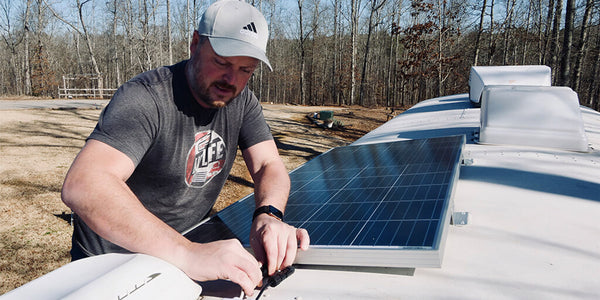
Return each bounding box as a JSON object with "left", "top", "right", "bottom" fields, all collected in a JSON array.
[{"left": 198, "top": 0, "right": 272, "bottom": 70}]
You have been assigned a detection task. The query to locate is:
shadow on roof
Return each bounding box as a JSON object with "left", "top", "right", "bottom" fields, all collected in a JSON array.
[{"left": 460, "top": 165, "right": 600, "bottom": 202}]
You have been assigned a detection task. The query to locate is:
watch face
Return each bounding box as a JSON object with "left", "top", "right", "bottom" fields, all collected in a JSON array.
[{"left": 267, "top": 205, "right": 283, "bottom": 219}]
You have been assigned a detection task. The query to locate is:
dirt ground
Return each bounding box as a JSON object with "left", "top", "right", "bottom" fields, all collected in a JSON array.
[{"left": 0, "top": 101, "right": 399, "bottom": 294}]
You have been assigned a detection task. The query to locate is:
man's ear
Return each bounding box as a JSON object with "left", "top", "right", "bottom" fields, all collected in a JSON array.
[{"left": 190, "top": 30, "right": 200, "bottom": 56}]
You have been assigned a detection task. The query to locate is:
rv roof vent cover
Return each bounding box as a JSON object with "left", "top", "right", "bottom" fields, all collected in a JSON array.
[
  {"left": 469, "top": 65, "right": 551, "bottom": 103},
  {"left": 478, "top": 85, "right": 589, "bottom": 152}
]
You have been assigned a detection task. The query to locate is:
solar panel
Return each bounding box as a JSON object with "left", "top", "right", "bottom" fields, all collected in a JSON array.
[{"left": 184, "top": 135, "right": 465, "bottom": 268}]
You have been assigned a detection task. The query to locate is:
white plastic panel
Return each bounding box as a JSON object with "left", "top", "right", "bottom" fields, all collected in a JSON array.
[
  {"left": 1, "top": 254, "right": 202, "bottom": 300},
  {"left": 469, "top": 65, "right": 551, "bottom": 103},
  {"left": 478, "top": 85, "right": 588, "bottom": 152}
]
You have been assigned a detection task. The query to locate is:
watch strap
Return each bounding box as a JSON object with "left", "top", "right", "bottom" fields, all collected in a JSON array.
[{"left": 253, "top": 205, "right": 284, "bottom": 222}]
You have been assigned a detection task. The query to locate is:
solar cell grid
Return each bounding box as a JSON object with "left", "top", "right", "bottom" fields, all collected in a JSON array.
[{"left": 184, "top": 135, "right": 464, "bottom": 267}]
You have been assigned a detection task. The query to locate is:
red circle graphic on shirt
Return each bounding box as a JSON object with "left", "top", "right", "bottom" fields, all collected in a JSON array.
[{"left": 185, "top": 130, "right": 226, "bottom": 187}]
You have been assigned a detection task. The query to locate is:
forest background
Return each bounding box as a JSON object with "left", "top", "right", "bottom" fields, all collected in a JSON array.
[{"left": 1, "top": 0, "right": 599, "bottom": 111}]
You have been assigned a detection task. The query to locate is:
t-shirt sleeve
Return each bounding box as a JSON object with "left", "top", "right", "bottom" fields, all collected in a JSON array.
[
  {"left": 88, "top": 81, "right": 160, "bottom": 166},
  {"left": 237, "top": 90, "right": 273, "bottom": 150}
]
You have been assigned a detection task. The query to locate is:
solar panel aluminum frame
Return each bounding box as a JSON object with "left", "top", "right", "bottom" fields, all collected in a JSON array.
[
  {"left": 183, "top": 135, "right": 465, "bottom": 269},
  {"left": 292, "top": 137, "right": 463, "bottom": 268}
]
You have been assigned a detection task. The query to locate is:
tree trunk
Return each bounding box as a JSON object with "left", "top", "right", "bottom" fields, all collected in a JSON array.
[
  {"left": 387, "top": 5, "right": 400, "bottom": 107},
  {"left": 111, "top": 0, "right": 120, "bottom": 88},
  {"left": 437, "top": 0, "right": 444, "bottom": 97},
  {"left": 332, "top": 0, "right": 340, "bottom": 106},
  {"left": 78, "top": 0, "right": 103, "bottom": 92},
  {"left": 297, "top": 0, "right": 306, "bottom": 105},
  {"left": 486, "top": 0, "right": 495, "bottom": 65},
  {"left": 501, "top": 0, "right": 515, "bottom": 65},
  {"left": 350, "top": 0, "right": 358, "bottom": 105},
  {"left": 587, "top": 24, "right": 600, "bottom": 108},
  {"left": 542, "top": 0, "right": 555, "bottom": 65},
  {"left": 473, "top": 0, "right": 487, "bottom": 66},
  {"left": 167, "top": 0, "right": 172, "bottom": 65},
  {"left": 522, "top": 2, "right": 532, "bottom": 64},
  {"left": 571, "top": 0, "right": 593, "bottom": 92},
  {"left": 186, "top": 0, "right": 191, "bottom": 58},
  {"left": 536, "top": 0, "right": 544, "bottom": 64},
  {"left": 359, "top": 0, "right": 386, "bottom": 106},
  {"left": 549, "top": 0, "right": 563, "bottom": 84},
  {"left": 558, "top": 0, "right": 575, "bottom": 86},
  {"left": 24, "top": 0, "right": 33, "bottom": 95}
]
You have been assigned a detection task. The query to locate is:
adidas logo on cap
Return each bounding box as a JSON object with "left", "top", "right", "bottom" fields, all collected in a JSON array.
[
  {"left": 240, "top": 22, "right": 259, "bottom": 39},
  {"left": 242, "top": 22, "right": 257, "bottom": 33}
]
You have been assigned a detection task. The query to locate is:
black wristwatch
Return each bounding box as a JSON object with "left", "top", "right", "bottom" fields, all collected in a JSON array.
[{"left": 253, "top": 205, "right": 284, "bottom": 222}]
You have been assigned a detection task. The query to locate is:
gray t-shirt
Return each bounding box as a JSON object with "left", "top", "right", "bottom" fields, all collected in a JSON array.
[{"left": 72, "top": 60, "right": 273, "bottom": 256}]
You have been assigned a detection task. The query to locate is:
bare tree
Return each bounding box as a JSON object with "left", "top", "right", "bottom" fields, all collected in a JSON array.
[
  {"left": 386, "top": 7, "right": 398, "bottom": 107},
  {"left": 521, "top": 1, "right": 533, "bottom": 64},
  {"left": 167, "top": 0, "right": 172, "bottom": 65},
  {"left": 308, "top": 0, "right": 321, "bottom": 105},
  {"left": 585, "top": 8, "right": 600, "bottom": 109},
  {"left": 23, "top": 0, "right": 32, "bottom": 95},
  {"left": 108, "top": 0, "right": 121, "bottom": 87},
  {"left": 297, "top": 0, "right": 307, "bottom": 105},
  {"left": 541, "top": 0, "right": 555, "bottom": 65},
  {"left": 350, "top": 0, "right": 360, "bottom": 105},
  {"left": 45, "top": 0, "right": 103, "bottom": 91},
  {"left": 30, "top": 0, "right": 56, "bottom": 96},
  {"left": 139, "top": 0, "right": 161, "bottom": 70},
  {"left": 0, "top": 0, "right": 26, "bottom": 94},
  {"left": 549, "top": 0, "right": 563, "bottom": 83},
  {"left": 571, "top": 0, "right": 594, "bottom": 92},
  {"left": 359, "top": 0, "right": 387, "bottom": 106},
  {"left": 501, "top": 0, "right": 516, "bottom": 65},
  {"left": 486, "top": 0, "right": 495, "bottom": 65},
  {"left": 473, "top": 0, "right": 487, "bottom": 66},
  {"left": 535, "top": 0, "right": 544, "bottom": 64},
  {"left": 332, "top": 0, "right": 341, "bottom": 105},
  {"left": 557, "top": 0, "right": 575, "bottom": 86}
]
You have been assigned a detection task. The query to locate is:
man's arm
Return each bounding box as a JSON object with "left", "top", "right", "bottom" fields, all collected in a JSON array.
[
  {"left": 242, "top": 140, "right": 310, "bottom": 276},
  {"left": 62, "top": 139, "right": 262, "bottom": 296}
]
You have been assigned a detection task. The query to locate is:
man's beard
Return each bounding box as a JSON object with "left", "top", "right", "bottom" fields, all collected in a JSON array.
[{"left": 194, "top": 80, "right": 237, "bottom": 109}]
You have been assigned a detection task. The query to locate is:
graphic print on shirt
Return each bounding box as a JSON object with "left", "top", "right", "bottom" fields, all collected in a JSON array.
[{"left": 185, "top": 130, "right": 226, "bottom": 187}]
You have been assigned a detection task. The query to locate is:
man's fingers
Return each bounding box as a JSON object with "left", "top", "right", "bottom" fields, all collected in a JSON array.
[
  {"left": 261, "top": 228, "right": 279, "bottom": 276},
  {"left": 229, "top": 266, "right": 259, "bottom": 297},
  {"left": 180, "top": 240, "right": 262, "bottom": 297},
  {"left": 277, "top": 231, "right": 289, "bottom": 269},
  {"left": 297, "top": 228, "right": 310, "bottom": 250},
  {"left": 222, "top": 243, "right": 262, "bottom": 296},
  {"left": 250, "top": 236, "right": 266, "bottom": 267},
  {"left": 238, "top": 251, "right": 264, "bottom": 286},
  {"left": 281, "top": 228, "right": 298, "bottom": 268}
]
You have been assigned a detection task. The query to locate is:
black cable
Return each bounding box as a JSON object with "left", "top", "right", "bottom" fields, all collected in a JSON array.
[
  {"left": 254, "top": 266, "right": 295, "bottom": 300},
  {"left": 254, "top": 281, "right": 269, "bottom": 300}
]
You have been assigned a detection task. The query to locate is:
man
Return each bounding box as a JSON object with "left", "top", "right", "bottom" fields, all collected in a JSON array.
[{"left": 61, "top": 0, "right": 309, "bottom": 296}]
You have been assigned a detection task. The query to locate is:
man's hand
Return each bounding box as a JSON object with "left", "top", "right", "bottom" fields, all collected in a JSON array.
[
  {"left": 249, "top": 214, "right": 310, "bottom": 276},
  {"left": 177, "top": 239, "right": 263, "bottom": 296},
  {"left": 242, "top": 140, "right": 309, "bottom": 275}
]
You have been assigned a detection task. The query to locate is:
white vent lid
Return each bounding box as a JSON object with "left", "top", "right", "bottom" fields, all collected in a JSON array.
[
  {"left": 478, "top": 85, "right": 589, "bottom": 152},
  {"left": 469, "top": 65, "right": 551, "bottom": 103}
]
